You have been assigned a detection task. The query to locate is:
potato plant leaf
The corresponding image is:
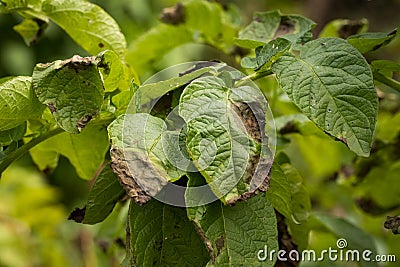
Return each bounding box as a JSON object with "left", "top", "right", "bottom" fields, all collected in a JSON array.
[
  {"left": 0, "top": 123, "right": 26, "bottom": 146},
  {"left": 241, "top": 38, "right": 291, "bottom": 70},
  {"left": 179, "top": 76, "right": 272, "bottom": 204},
  {"left": 29, "top": 123, "right": 110, "bottom": 180},
  {"left": 42, "top": 0, "right": 127, "bottom": 57},
  {"left": 32, "top": 55, "right": 104, "bottom": 133},
  {"left": 127, "top": 199, "right": 210, "bottom": 266},
  {"left": 108, "top": 114, "right": 185, "bottom": 204},
  {"left": 186, "top": 192, "right": 278, "bottom": 266},
  {"left": 81, "top": 163, "right": 125, "bottom": 224},
  {"left": 0, "top": 76, "right": 44, "bottom": 131},
  {"left": 266, "top": 163, "right": 292, "bottom": 219},
  {"left": 272, "top": 38, "right": 378, "bottom": 157},
  {"left": 96, "top": 50, "right": 125, "bottom": 92},
  {"left": 13, "top": 18, "right": 48, "bottom": 46},
  {"left": 347, "top": 28, "right": 398, "bottom": 54},
  {"left": 235, "top": 10, "right": 315, "bottom": 49}
]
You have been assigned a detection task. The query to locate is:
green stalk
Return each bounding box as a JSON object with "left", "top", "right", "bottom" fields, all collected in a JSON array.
[
  {"left": 0, "top": 127, "right": 64, "bottom": 176},
  {"left": 235, "top": 69, "right": 273, "bottom": 87},
  {"left": 373, "top": 71, "right": 400, "bottom": 93}
]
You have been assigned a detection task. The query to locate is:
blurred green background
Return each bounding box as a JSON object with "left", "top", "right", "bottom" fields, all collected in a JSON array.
[{"left": 1, "top": 0, "right": 400, "bottom": 266}]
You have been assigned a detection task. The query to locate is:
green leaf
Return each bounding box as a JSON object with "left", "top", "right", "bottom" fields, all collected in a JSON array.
[
  {"left": 0, "top": 76, "right": 44, "bottom": 131},
  {"left": 347, "top": 28, "right": 398, "bottom": 53},
  {"left": 81, "top": 163, "right": 125, "bottom": 225},
  {"left": 126, "top": 24, "right": 192, "bottom": 77},
  {"left": 127, "top": 199, "right": 210, "bottom": 266},
  {"left": 312, "top": 214, "right": 378, "bottom": 267},
  {"left": 42, "top": 0, "right": 127, "bottom": 57},
  {"left": 272, "top": 38, "right": 378, "bottom": 157},
  {"left": 0, "top": 122, "right": 26, "bottom": 146},
  {"left": 96, "top": 50, "right": 125, "bottom": 92},
  {"left": 187, "top": 193, "right": 278, "bottom": 266},
  {"left": 29, "top": 123, "right": 109, "bottom": 180},
  {"left": 319, "top": 18, "right": 368, "bottom": 38},
  {"left": 32, "top": 55, "right": 104, "bottom": 133},
  {"left": 371, "top": 59, "right": 400, "bottom": 78},
  {"left": 241, "top": 38, "right": 291, "bottom": 70},
  {"left": 133, "top": 63, "right": 223, "bottom": 113},
  {"left": 179, "top": 75, "right": 272, "bottom": 204},
  {"left": 13, "top": 18, "right": 48, "bottom": 46},
  {"left": 235, "top": 10, "right": 315, "bottom": 49},
  {"left": 266, "top": 163, "right": 292, "bottom": 219},
  {"left": 108, "top": 114, "right": 185, "bottom": 204}
]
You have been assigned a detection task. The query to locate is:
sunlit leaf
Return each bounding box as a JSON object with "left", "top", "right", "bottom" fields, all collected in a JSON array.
[
  {"left": 272, "top": 38, "right": 378, "bottom": 156},
  {"left": 0, "top": 76, "right": 44, "bottom": 131}
]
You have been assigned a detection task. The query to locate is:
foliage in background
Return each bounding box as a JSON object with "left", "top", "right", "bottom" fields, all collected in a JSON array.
[{"left": 0, "top": 0, "right": 400, "bottom": 266}]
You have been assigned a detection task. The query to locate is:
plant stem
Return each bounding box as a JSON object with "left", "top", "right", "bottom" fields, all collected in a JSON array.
[
  {"left": 235, "top": 69, "right": 273, "bottom": 87},
  {"left": 0, "top": 127, "right": 64, "bottom": 176},
  {"left": 373, "top": 71, "right": 400, "bottom": 93}
]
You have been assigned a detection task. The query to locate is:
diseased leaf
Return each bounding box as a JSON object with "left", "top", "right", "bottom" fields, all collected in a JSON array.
[
  {"left": 272, "top": 38, "right": 378, "bottom": 157},
  {"left": 319, "top": 18, "right": 368, "bottom": 38},
  {"left": 179, "top": 75, "right": 273, "bottom": 204},
  {"left": 235, "top": 10, "right": 315, "bottom": 49},
  {"left": 96, "top": 50, "right": 125, "bottom": 92},
  {"left": 347, "top": 28, "right": 398, "bottom": 53},
  {"left": 42, "top": 0, "right": 127, "bottom": 56},
  {"left": 32, "top": 55, "right": 104, "bottom": 133},
  {"left": 127, "top": 199, "right": 210, "bottom": 266},
  {"left": 0, "top": 76, "right": 44, "bottom": 131},
  {"left": 186, "top": 192, "right": 278, "bottom": 266},
  {"left": 29, "top": 123, "right": 109, "bottom": 180},
  {"left": 81, "top": 163, "right": 125, "bottom": 224},
  {"left": 108, "top": 114, "right": 185, "bottom": 204},
  {"left": 13, "top": 18, "right": 48, "bottom": 46}
]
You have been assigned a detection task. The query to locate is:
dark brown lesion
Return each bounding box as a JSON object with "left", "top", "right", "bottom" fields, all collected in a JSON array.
[
  {"left": 226, "top": 101, "right": 272, "bottom": 205},
  {"left": 110, "top": 146, "right": 152, "bottom": 205},
  {"left": 384, "top": 215, "right": 400, "bottom": 235},
  {"left": 160, "top": 2, "right": 185, "bottom": 25}
]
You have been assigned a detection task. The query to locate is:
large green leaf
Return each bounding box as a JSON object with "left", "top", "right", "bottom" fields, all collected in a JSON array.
[
  {"left": 29, "top": 123, "right": 109, "bottom": 180},
  {"left": 235, "top": 10, "right": 315, "bottom": 49},
  {"left": 272, "top": 38, "right": 378, "bottom": 157},
  {"left": 108, "top": 114, "right": 185, "bottom": 204},
  {"left": 81, "top": 163, "right": 125, "bottom": 224},
  {"left": 1, "top": 0, "right": 126, "bottom": 56},
  {"left": 187, "top": 192, "right": 278, "bottom": 266},
  {"left": 0, "top": 76, "right": 44, "bottom": 131},
  {"left": 347, "top": 29, "right": 398, "bottom": 54},
  {"left": 42, "top": 0, "right": 126, "bottom": 56},
  {"left": 126, "top": 199, "right": 210, "bottom": 266},
  {"left": 32, "top": 55, "right": 104, "bottom": 133},
  {"left": 179, "top": 75, "right": 272, "bottom": 204}
]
